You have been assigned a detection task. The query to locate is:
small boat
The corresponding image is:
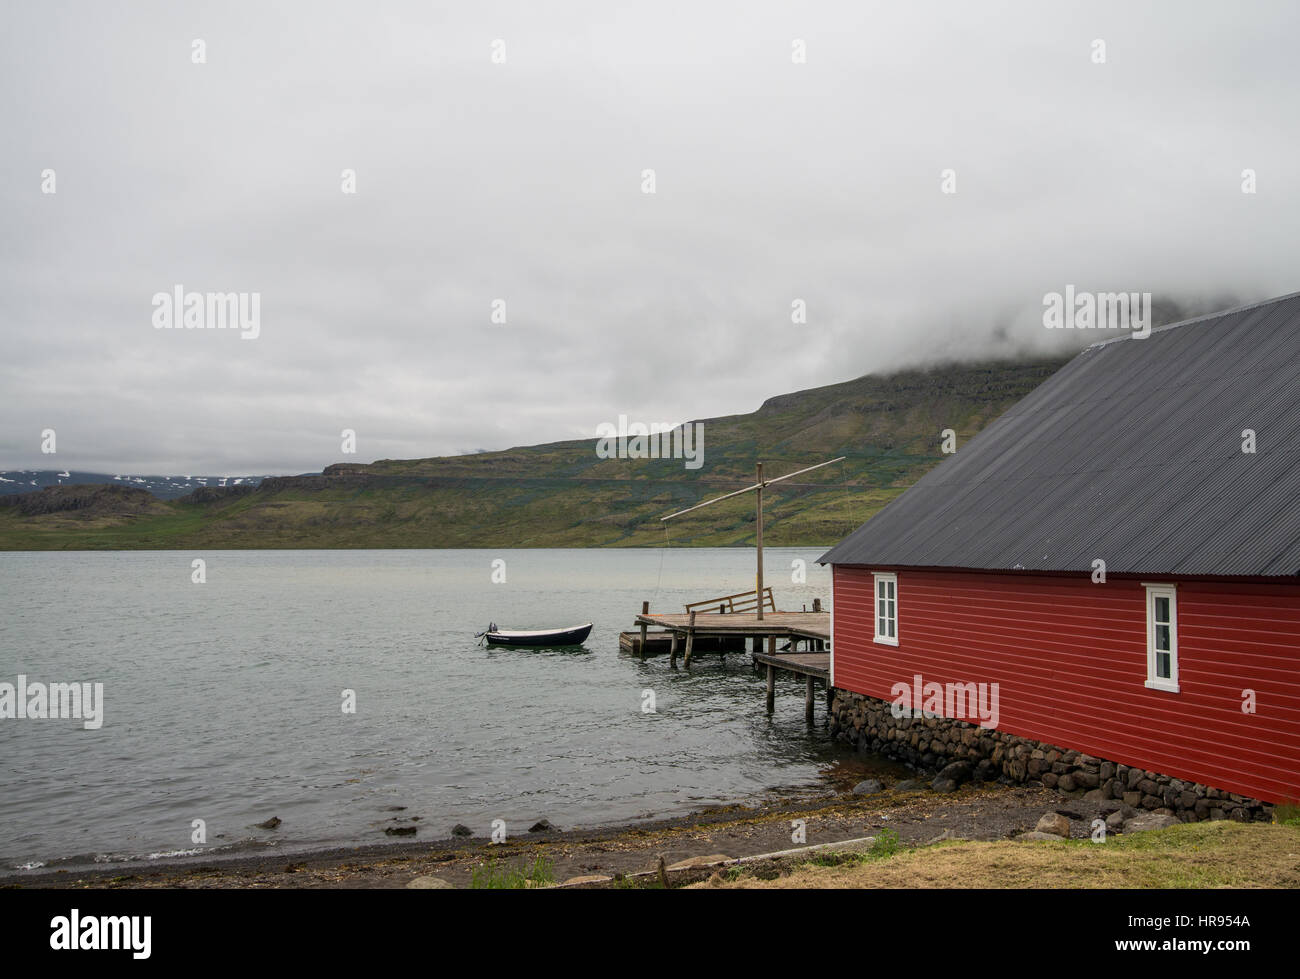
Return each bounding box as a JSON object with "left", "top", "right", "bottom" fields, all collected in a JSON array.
[{"left": 476, "top": 622, "right": 594, "bottom": 648}]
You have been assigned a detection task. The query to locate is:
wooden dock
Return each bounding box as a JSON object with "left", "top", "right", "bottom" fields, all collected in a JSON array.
[
  {"left": 632, "top": 611, "right": 829, "bottom": 663},
  {"left": 617, "top": 631, "right": 746, "bottom": 656},
  {"left": 629, "top": 589, "right": 832, "bottom": 721},
  {"left": 753, "top": 650, "right": 830, "bottom": 722}
]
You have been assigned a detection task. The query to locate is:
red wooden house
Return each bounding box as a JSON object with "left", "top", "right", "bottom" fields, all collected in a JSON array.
[{"left": 820, "top": 293, "right": 1300, "bottom": 806}]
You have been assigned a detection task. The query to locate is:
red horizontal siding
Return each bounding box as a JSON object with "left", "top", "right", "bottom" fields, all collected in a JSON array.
[{"left": 832, "top": 567, "right": 1300, "bottom": 804}]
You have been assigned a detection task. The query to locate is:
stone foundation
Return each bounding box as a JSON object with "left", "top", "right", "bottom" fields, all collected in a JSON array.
[{"left": 829, "top": 688, "right": 1273, "bottom": 823}]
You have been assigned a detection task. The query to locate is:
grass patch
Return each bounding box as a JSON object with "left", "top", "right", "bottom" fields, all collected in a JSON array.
[
  {"left": 699, "top": 821, "right": 1300, "bottom": 889},
  {"left": 870, "top": 827, "right": 902, "bottom": 858},
  {"left": 468, "top": 856, "right": 555, "bottom": 889},
  {"left": 806, "top": 827, "right": 903, "bottom": 868},
  {"left": 1273, "top": 800, "right": 1300, "bottom": 827}
]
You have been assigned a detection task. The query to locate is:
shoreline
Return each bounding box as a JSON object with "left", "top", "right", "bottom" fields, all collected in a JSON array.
[{"left": 5, "top": 781, "right": 1129, "bottom": 889}]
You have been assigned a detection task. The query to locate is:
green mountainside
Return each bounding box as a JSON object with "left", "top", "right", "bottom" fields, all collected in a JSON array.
[{"left": 0, "top": 357, "right": 1067, "bottom": 550}]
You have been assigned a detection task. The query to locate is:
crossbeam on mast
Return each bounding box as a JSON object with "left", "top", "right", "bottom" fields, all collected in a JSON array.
[
  {"left": 657, "top": 455, "right": 846, "bottom": 621},
  {"left": 659, "top": 456, "right": 846, "bottom": 522}
]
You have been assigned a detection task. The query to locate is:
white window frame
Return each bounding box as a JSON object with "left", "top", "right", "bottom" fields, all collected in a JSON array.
[
  {"left": 829, "top": 564, "right": 836, "bottom": 686},
  {"left": 872, "top": 572, "right": 899, "bottom": 646},
  {"left": 1143, "top": 582, "right": 1179, "bottom": 693}
]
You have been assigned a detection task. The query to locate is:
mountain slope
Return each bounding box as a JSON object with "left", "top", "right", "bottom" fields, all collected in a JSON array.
[
  {"left": 0, "top": 357, "right": 1068, "bottom": 549},
  {"left": 0, "top": 471, "right": 273, "bottom": 499}
]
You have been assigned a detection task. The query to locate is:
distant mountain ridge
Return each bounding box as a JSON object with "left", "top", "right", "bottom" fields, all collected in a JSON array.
[
  {"left": 0, "top": 355, "right": 1069, "bottom": 549},
  {"left": 0, "top": 470, "right": 282, "bottom": 500},
  {"left": 0, "top": 294, "right": 1243, "bottom": 550}
]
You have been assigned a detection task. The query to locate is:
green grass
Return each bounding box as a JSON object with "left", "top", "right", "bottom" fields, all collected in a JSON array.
[
  {"left": 468, "top": 856, "right": 555, "bottom": 889},
  {"left": 1273, "top": 800, "right": 1300, "bottom": 826},
  {"left": 869, "top": 827, "right": 902, "bottom": 858},
  {"left": 805, "top": 827, "right": 903, "bottom": 868},
  {"left": 714, "top": 821, "right": 1300, "bottom": 889}
]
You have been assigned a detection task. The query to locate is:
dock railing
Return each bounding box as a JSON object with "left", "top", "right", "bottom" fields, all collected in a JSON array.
[{"left": 683, "top": 587, "right": 776, "bottom": 615}]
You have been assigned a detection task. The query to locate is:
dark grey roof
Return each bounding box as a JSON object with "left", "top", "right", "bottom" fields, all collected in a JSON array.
[{"left": 819, "top": 292, "right": 1300, "bottom": 577}]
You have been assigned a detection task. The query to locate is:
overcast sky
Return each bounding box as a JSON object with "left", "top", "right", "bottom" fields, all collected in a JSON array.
[{"left": 2, "top": 1, "right": 1297, "bottom": 474}]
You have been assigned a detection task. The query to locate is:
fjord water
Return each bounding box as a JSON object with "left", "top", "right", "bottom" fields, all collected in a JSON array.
[{"left": 0, "top": 548, "right": 881, "bottom": 874}]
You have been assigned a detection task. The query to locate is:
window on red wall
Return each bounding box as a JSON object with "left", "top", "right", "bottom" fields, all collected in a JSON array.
[
  {"left": 873, "top": 572, "right": 898, "bottom": 646},
  {"left": 1143, "top": 583, "right": 1179, "bottom": 693}
]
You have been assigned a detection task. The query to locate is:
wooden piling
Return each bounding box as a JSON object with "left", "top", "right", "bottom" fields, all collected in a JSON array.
[
  {"left": 639, "top": 601, "right": 649, "bottom": 658},
  {"left": 683, "top": 611, "right": 697, "bottom": 669},
  {"left": 766, "top": 664, "right": 776, "bottom": 714}
]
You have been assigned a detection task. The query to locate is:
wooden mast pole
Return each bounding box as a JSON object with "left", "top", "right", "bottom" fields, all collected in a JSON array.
[
  {"left": 755, "top": 462, "right": 764, "bottom": 622},
  {"left": 658, "top": 455, "right": 845, "bottom": 615}
]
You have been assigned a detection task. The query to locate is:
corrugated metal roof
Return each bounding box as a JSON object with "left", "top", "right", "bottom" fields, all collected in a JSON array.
[{"left": 819, "top": 292, "right": 1300, "bottom": 576}]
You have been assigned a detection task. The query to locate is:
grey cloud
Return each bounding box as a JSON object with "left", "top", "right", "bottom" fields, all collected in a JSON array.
[{"left": 1, "top": 0, "right": 1296, "bottom": 472}]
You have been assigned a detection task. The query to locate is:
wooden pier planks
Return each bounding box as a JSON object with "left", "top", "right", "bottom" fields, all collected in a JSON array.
[
  {"left": 753, "top": 650, "right": 831, "bottom": 717},
  {"left": 630, "top": 604, "right": 832, "bottom": 720},
  {"left": 633, "top": 610, "right": 830, "bottom": 641},
  {"left": 751, "top": 650, "right": 830, "bottom": 681}
]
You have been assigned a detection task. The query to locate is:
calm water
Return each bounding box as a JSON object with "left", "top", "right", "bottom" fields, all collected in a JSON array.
[{"left": 0, "top": 548, "right": 898, "bottom": 875}]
